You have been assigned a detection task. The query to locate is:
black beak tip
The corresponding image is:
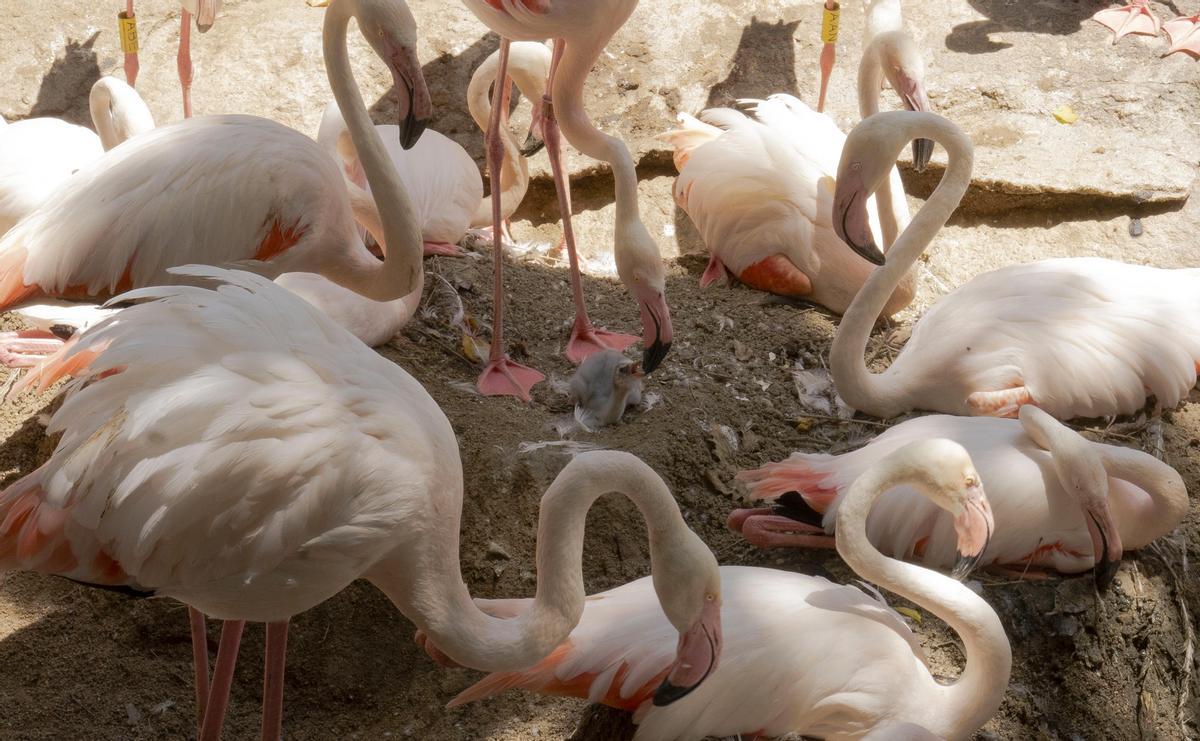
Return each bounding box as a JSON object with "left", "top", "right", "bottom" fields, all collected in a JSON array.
[
  {"left": 951, "top": 552, "right": 981, "bottom": 581},
  {"left": 652, "top": 678, "right": 699, "bottom": 707},
  {"left": 399, "top": 116, "right": 427, "bottom": 151},
  {"left": 912, "top": 138, "right": 933, "bottom": 172},
  {"left": 642, "top": 340, "right": 671, "bottom": 374},
  {"left": 1093, "top": 555, "right": 1120, "bottom": 593},
  {"left": 852, "top": 239, "right": 887, "bottom": 267},
  {"left": 520, "top": 134, "right": 545, "bottom": 158}
]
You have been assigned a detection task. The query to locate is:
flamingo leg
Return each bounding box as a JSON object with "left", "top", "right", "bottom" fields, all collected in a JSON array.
[
  {"left": 727, "top": 509, "right": 836, "bottom": 549},
  {"left": 542, "top": 39, "right": 637, "bottom": 365},
  {"left": 1091, "top": 0, "right": 1162, "bottom": 43},
  {"left": 965, "top": 386, "right": 1033, "bottom": 417},
  {"left": 0, "top": 330, "right": 66, "bottom": 368},
  {"left": 122, "top": 0, "right": 138, "bottom": 86},
  {"left": 816, "top": 1, "right": 839, "bottom": 113},
  {"left": 198, "top": 620, "right": 245, "bottom": 741},
  {"left": 261, "top": 621, "right": 288, "bottom": 741},
  {"left": 189, "top": 607, "right": 211, "bottom": 736},
  {"left": 178, "top": 9, "right": 194, "bottom": 118},
  {"left": 422, "top": 241, "right": 466, "bottom": 257},
  {"left": 476, "top": 39, "right": 545, "bottom": 401}
]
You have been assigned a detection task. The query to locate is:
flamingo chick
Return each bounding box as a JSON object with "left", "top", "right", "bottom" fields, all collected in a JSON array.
[
  {"left": 0, "top": 0, "right": 431, "bottom": 367},
  {"left": 658, "top": 0, "right": 929, "bottom": 315},
  {"left": 452, "top": 440, "right": 1009, "bottom": 740},
  {"left": 831, "top": 110, "right": 1200, "bottom": 420},
  {"left": 3, "top": 266, "right": 722, "bottom": 739},
  {"left": 569, "top": 349, "right": 643, "bottom": 429},
  {"left": 730, "top": 411, "right": 1186, "bottom": 590}
]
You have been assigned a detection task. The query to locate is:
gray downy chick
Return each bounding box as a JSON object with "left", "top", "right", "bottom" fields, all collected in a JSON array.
[{"left": 569, "top": 350, "right": 644, "bottom": 429}]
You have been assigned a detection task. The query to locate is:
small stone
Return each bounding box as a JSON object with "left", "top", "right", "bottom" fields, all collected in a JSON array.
[
  {"left": 486, "top": 541, "right": 511, "bottom": 560},
  {"left": 733, "top": 340, "right": 752, "bottom": 362},
  {"left": 1128, "top": 217, "right": 1143, "bottom": 237}
]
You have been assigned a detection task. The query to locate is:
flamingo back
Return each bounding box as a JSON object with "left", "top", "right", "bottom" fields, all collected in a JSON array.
[{"left": 0, "top": 119, "right": 103, "bottom": 236}]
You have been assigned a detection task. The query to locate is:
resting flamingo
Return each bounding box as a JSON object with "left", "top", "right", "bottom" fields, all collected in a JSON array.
[
  {"left": 730, "top": 409, "right": 1186, "bottom": 590},
  {"left": 122, "top": 0, "right": 222, "bottom": 117},
  {"left": 463, "top": 1, "right": 675, "bottom": 401},
  {"left": 658, "top": 0, "right": 929, "bottom": 315},
  {"left": 830, "top": 110, "right": 1200, "bottom": 420},
  {"left": 452, "top": 439, "right": 1008, "bottom": 740},
  {"left": 0, "top": 0, "right": 431, "bottom": 367},
  {"left": 316, "top": 41, "right": 553, "bottom": 257},
  {"left": 4, "top": 265, "right": 722, "bottom": 740}
]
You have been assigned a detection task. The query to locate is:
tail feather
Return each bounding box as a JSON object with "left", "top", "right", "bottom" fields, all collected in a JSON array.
[
  {"left": 0, "top": 245, "right": 44, "bottom": 312},
  {"left": 12, "top": 336, "right": 109, "bottom": 396},
  {"left": 738, "top": 453, "right": 841, "bottom": 513},
  {"left": 448, "top": 642, "right": 574, "bottom": 708},
  {"left": 0, "top": 467, "right": 77, "bottom": 574}
]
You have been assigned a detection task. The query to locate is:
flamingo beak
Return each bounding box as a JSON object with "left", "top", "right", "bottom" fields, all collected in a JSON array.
[
  {"left": 520, "top": 101, "right": 546, "bottom": 157},
  {"left": 389, "top": 46, "right": 431, "bottom": 150},
  {"left": 951, "top": 484, "right": 993, "bottom": 580},
  {"left": 635, "top": 286, "right": 673, "bottom": 373},
  {"left": 895, "top": 70, "right": 934, "bottom": 171},
  {"left": 195, "top": 0, "right": 217, "bottom": 31},
  {"left": 1084, "top": 501, "right": 1123, "bottom": 592},
  {"left": 833, "top": 167, "right": 885, "bottom": 266},
  {"left": 652, "top": 599, "right": 721, "bottom": 706}
]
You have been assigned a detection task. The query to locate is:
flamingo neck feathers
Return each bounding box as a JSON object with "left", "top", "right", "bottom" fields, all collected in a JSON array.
[
  {"left": 366, "top": 452, "right": 694, "bottom": 673},
  {"left": 89, "top": 80, "right": 155, "bottom": 152},
  {"left": 466, "top": 60, "right": 529, "bottom": 229},
  {"left": 857, "top": 36, "right": 904, "bottom": 248},
  {"left": 322, "top": 0, "right": 424, "bottom": 302},
  {"left": 1100, "top": 446, "right": 1189, "bottom": 546},
  {"left": 836, "top": 456, "right": 1011, "bottom": 738},
  {"left": 831, "top": 117, "right": 973, "bottom": 418}
]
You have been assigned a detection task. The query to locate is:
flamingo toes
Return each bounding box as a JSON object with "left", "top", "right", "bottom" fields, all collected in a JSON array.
[{"left": 1091, "top": 0, "right": 1161, "bottom": 44}]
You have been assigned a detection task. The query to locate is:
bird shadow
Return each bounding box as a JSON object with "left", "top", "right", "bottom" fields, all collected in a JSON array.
[
  {"left": 943, "top": 0, "right": 1182, "bottom": 54},
  {"left": 25, "top": 32, "right": 102, "bottom": 126}
]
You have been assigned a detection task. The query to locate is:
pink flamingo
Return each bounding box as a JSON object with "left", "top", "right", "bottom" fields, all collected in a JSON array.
[
  {"left": 451, "top": 440, "right": 1008, "bottom": 740},
  {"left": 730, "top": 409, "right": 1186, "bottom": 590},
  {"left": 831, "top": 111, "right": 1200, "bottom": 419},
  {"left": 3, "top": 265, "right": 723, "bottom": 740},
  {"left": 0, "top": 0, "right": 431, "bottom": 368},
  {"left": 122, "top": 0, "right": 222, "bottom": 118},
  {"left": 463, "top": 0, "right": 675, "bottom": 401}
]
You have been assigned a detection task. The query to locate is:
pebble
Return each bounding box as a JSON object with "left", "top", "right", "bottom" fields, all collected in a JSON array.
[{"left": 1128, "top": 217, "right": 1143, "bottom": 237}]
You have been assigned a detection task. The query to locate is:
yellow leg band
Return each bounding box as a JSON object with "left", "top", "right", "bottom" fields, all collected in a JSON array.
[
  {"left": 118, "top": 12, "right": 139, "bottom": 54},
  {"left": 821, "top": 5, "right": 840, "bottom": 45}
]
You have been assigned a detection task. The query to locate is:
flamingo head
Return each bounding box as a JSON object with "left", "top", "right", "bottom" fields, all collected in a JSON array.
[
  {"left": 651, "top": 529, "right": 722, "bottom": 706},
  {"left": 615, "top": 221, "right": 673, "bottom": 374},
  {"left": 356, "top": 0, "right": 431, "bottom": 149},
  {"left": 509, "top": 42, "right": 554, "bottom": 157},
  {"left": 834, "top": 111, "right": 933, "bottom": 266},
  {"left": 874, "top": 30, "right": 934, "bottom": 171}
]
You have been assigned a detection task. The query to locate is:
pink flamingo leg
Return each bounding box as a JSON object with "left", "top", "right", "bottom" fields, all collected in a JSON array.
[
  {"left": 189, "top": 607, "right": 211, "bottom": 735},
  {"left": 727, "top": 508, "right": 836, "bottom": 549},
  {"left": 178, "top": 9, "right": 194, "bottom": 118},
  {"left": 261, "top": 621, "right": 288, "bottom": 741},
  {"left": 542, "top": 40, "right": 637, "bottom": 365},
  {"left": 1164, "top": 14, "right": 1200, "bottom": 57},
  {"left": 122, "top": 1, "right": 138, "bottom": 86},
  {"left": 422, "top": 241, "right": 466, "bottom": 257},
  {"left": 816, "top": 1, "right": 839, "bottom": 113},
  {"left": 0, "top": 330, "right": 66, "bottom": 368},
  {"left": 476, "top": 39, "right": 545, "bottom": 401},
  {"left": 1091, "top": 0, "right": 1162, "bottom": 43},
  {"left": 198, "top": 619, "right": 245, "bottom": 741}
]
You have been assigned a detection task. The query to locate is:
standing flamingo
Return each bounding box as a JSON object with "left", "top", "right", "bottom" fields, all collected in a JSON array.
[
  {"left": 451, "top": 439, "right": 1008, "bottom": 740},
  {"left": 830, "top": 110, "right": 1200, "bottom": 419},
  {"left": 0, "top": 0, "right": 431, "bottom": 368},
  {"left": 658, "top": 0, "right": 930, "bottom": 315},
  {"left": 4, "top": 265, "right": 723, "bottom": 740},
  {"left": 316, "top": 42, "right": 553, "bottom": 257},
  {"left": 463, "top": 1, "right": 675, "bottom": 401},
  {"left": 123, "top": 0, "right": 222, "bottom": 117},
  {"left": 730, "top": 410, "right": 1186, "bottom": 589}
]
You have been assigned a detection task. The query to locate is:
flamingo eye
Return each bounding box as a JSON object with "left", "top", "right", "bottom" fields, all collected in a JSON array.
[
  {"left": 964, "top": 475, "right": 978, "bottom": 488},
  {"left": 704, "top": 593, "right": 716, "bottom": 602}
]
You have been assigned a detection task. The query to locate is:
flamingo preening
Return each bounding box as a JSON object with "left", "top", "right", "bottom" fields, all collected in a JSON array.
[
  {"left": 2, "top": 266, "right": 722, "bottom": 740},
  {"left": 730, "top": 409, "right": 1187, "bottom": 589},
  {"left": 0, "top": 0, "right": 431, "bottom": 367},
  {"left": 452, "top": 440, "right": 1009, "bottom": 740},
  {"left": 830, "top": 110, "right": 1200, "bottom": 420},
  {"left": 463, "top": 0, "right": 675, "bottom": 401}
]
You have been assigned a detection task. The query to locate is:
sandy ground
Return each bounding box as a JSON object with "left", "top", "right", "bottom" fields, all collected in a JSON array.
[{"left": 0, "top": 0, "right": 1199, "bottom": 739}]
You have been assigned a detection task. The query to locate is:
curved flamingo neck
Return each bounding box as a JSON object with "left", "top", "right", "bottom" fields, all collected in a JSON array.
[
  {"left": 466, "top": 60, "right": 529, "bottom": 228},
  {"left": 1100, "top": 446, "right": 1188, "bottom": 546},
  {"left": 836, "top": 458, "right": 1011, "bottom": 737},
  {"left": 830, "top": 117, "right": 973, "bottom": 418},
  {"left": 89, "top": 80, "right": 155, "bottom": 152},
  {"left": 367, "top": 451, "right": 698, "bottom": 672},
  {"left": 322, "top": 0, "right": 424, "bottom": 302},
  {"left": 856, "top": 36, "right": 904, "bottom": 249}
]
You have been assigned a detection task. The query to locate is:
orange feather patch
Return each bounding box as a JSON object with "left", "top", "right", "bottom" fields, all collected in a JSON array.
[
  {"left": 737, "top": 254, "right": 812, "bottom": 298},
  {"left": 255, "top": 219, "right": 306, "bottom": 262}
]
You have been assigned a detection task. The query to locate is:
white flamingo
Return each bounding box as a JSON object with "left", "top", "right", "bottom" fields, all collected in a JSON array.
[
  {"left": 0, "top": 0, "right": 432, "bottom": 367},
  {"left": 831, "top": 110, "right": 1200, "bottom": 419},
  {"left": 451, "top": 439, "right": 1009, "bottom": 740},
  {"left": 730, "top": 409, "right": 1187, "bottom": 589},
  {"left": 658, "top": 0, "right": 929, "bottom": 316},
  {"left": 4, "top": 265, "right": 722, "bottom": 740}
]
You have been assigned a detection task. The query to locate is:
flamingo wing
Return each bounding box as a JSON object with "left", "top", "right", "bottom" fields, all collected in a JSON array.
[{"left": 0, "top": 119, "right": 103, "bottom": 237}]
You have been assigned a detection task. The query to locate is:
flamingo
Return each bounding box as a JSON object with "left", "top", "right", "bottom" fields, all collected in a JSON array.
[
  {"left": 730, "top": 409, "right": 1187, "bottom": 589},
  {"left": 463, "top": 1, "right": 675, "bottom": 401},
  {"left": 830, "top": 110, "right": 1200, "bottom": 420},
  {"left": 3, "top": 265, "right": 723, "bottom": 740},
  {"left": 122, "top": 0, "right": 222, "bottom": 118},
  {"left": 451, "top": 439, "right": 1009, "bottom": 740},
  {"left": 0, "top": 77, "right": 154, "bottom": 237},
  {"left": 658, "top": 0, "right": 929, "bottom": 315},
  {"left": 316, "top": 41, "right": 553, "bottom": 257},
  {"left": 0, "top": 0, "right": 431, "bottom": 368}
]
